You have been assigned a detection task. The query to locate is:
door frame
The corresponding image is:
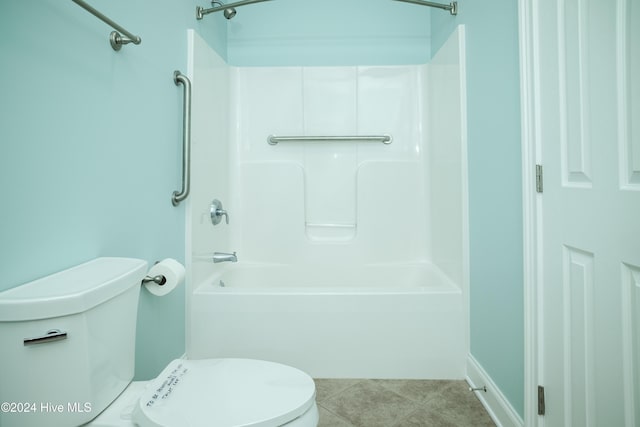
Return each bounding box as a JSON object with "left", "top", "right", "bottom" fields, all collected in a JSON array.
[{"left": 518, "top": 0, "right": 542, "bottom": 426}]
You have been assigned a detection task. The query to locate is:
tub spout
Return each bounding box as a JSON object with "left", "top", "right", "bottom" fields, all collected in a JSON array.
[{"left": 213, "top": 251, "right": 237, "bottom": 263}]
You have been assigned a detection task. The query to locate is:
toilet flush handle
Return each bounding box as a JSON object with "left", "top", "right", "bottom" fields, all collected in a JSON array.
[
  {"left": 210, "top": 199, "right": 229, "bottom": 225},
  {"left": 24, "top": 329, "right": 68, "bottom": 346}
]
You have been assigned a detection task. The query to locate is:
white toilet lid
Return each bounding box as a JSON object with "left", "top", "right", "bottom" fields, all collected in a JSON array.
[{"left": 132, "top": 359, "right": 316, "bottom": 427}]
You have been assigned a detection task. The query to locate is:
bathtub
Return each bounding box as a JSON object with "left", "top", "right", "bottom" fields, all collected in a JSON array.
[{"left": 188, "top": 262, "right": 466, "bottom": 379}]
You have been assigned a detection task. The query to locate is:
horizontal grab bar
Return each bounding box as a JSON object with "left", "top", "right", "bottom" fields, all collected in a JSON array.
[{"left": 267, "top": 135, "right": 392, "bottom": 145}]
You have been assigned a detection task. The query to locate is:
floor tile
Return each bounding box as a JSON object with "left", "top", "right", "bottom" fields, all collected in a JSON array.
[
  {"left": 317, "top": 405, "right": 354, "bottom": 427},
  {"left": 311, "top": 378, "right": 495, "bottom": 427},
  {"left": 321, "top": 380, "right": 420, "bottom": 427},
  {"left": 314, "top": 378, "right": 362, "bottom": 403},
  {"left": 372, "top": 379, "right": 457, "bottom": 403},
  {"left": 420, "top": 382, "right": 496, "bottom": 426},
  {"left": 393, "top": 407, "right": 460, "bottom": 427}
]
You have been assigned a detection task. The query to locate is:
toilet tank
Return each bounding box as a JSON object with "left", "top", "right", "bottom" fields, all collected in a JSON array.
[{"left": 0, "top": 257, "right": 147, "bottom": 427}]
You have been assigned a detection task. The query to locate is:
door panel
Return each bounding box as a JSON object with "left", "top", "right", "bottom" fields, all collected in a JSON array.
[
  {"left": 622, "top": 263, "right": 640, "bottom": 426},
  {"left": 562, "top": 246, "right": 596, "bottom": 427},
  {"left": 620, "top": 0, "right": 640, "bottom": 189},
  {"left": 558, "top": 0, "right": 592, "bottom": 187},
  {"left": 535, "top": 0, "right": 640, "bottom": 425}
]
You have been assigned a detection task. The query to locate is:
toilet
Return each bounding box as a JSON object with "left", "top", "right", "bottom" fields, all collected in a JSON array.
[{"left": 0, "top": 258, "right": 318, "bottom": 427}]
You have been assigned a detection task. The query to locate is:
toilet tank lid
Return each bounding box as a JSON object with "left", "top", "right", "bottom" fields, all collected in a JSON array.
[{"left": 0, "top": 257, "right": 148, "bottom": 322}]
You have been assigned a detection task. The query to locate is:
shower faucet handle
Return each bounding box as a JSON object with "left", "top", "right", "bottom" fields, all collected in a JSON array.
[{"left": 210, "top": 199, "right": 229, "bottom": 225}]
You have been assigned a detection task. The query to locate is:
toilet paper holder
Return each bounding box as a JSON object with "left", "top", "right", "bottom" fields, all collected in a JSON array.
[
  {"left": 142, "top": 261, "right": 167, "bottom": 286},
  {"left": 142, "top": 275, "right": 167, "bottom": 286},
  {"left": 141, "top": 258, "right": 185, "bottom": 296}
]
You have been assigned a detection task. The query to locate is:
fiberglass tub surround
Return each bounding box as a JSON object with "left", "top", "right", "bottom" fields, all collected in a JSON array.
[
  {"left": 234, "top": 65, "right": 428, "bottom": 264},
  {"left": 187, "top": 27, "right": 467, "bottom": 379},
  {"left": 191, "top": 262, "right": 465, "bottom": 379}
]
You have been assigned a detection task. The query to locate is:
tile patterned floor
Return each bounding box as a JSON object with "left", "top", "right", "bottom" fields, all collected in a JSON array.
[{"left": 313, "top": 379, "right": 496, "bottom": 427}]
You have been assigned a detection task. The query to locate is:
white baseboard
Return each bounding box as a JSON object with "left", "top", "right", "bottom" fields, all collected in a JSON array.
[{"left": 466, "top": 354, "right": 524, "bottom": 427}]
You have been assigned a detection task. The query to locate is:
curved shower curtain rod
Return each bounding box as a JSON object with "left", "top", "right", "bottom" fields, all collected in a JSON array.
[
  {"left": 196, "top": 0, "right": 457, "bottom": 20},
  {"left": 197, "top": 0, "right": 272, "bottom": 20},
  {"left": 393, "top": 0, "right": 457, "bottom": 15}
]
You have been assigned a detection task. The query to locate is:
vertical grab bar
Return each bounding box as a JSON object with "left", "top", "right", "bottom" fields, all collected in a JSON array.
[{"left": 172, "top": 71, "right": 192, "bottom": 206}]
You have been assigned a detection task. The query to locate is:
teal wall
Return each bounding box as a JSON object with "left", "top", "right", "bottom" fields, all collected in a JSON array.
[
  {"left": 0, "top": 0, "right": 225, "bottom": 380},
  {"left": 433, "top": 0, "right": 524, "bottom": 418},
  {"left": 0, "top": 0, "right": 524, "bottom": 416},
  {"left": 226, "top": 0, "right": 431, "bottom": 65}
]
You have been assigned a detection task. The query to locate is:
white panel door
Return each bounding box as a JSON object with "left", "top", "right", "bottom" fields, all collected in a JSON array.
[{"left": 533, "top": 0, "right": 640, "bottom": 425}]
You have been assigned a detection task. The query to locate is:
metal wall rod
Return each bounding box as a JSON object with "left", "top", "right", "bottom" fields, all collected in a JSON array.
[
  {"left": 268, "top": 135, "right": 393, "bottom": 145},
  {"left": 172, "top": 71, "right": 192, "bottom": 207},
  {"left": 392, "top": 0, "right": 457, "bottom": 15},
  {"left": 71, "top": 0, "right": 142, "bottom": 50},
  {"left": 197, "top": 0, "right": 457, "bottom": 19},
  {"left": 197, "top": 0, "right": 273, "bottom": 19}
]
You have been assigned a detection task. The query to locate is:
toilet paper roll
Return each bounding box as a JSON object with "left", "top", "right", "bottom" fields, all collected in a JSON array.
[{"left": 144, "top": 258, "right": 185, "bottom": 296}]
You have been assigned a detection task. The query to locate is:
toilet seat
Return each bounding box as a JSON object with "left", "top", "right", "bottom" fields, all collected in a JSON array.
[{"left": 132, "top": 358, "right": 317, "bottom": 427}]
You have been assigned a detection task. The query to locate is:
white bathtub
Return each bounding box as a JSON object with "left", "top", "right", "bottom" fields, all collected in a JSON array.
[{"left": 188, "top": 262, "right": 466, "bottom": 379}]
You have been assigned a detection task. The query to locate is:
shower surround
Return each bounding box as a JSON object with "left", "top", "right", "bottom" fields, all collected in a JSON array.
[{"left": 186, "top": 27, "right": 468, "bottom": 378}]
